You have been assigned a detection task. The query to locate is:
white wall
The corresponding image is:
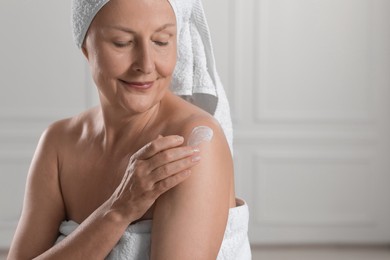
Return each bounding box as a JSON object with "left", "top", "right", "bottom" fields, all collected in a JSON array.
[
  {"left": 204, "top": 0, "right": 390, "bottom": 244},
  {"left": 1, "top": 0, "right": 390, "bottom": 249},
  {"left": 0, "top": 0, "right": 90, "bottom": 248}
]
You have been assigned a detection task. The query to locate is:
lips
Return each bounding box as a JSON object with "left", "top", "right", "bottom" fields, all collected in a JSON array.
[{"left": 120, "top": 79, "right": 154, "bottom": 90}]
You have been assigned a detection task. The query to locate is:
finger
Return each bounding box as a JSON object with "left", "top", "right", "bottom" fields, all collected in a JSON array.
[
  {"left": 154, "top": 170, "right": 192, "bottom": 195},
  {"left": 147, "top": 146, "right": 199, "bottom": 171},
  {"left": 134, "top": 135, "right": 184, "bottom": 160},
  {"left": 151, "top": 154, "right": 200, "bottom": 183}
]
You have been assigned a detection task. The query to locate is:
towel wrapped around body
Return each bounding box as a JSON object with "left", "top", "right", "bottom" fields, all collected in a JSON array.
[{"left": 56, "top": 199, "right": 251, "bottom": 260}]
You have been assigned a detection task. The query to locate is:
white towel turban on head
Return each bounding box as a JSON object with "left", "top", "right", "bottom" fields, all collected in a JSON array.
[{"left": 71, "top": 0, "right": 233, "bottom": 152}]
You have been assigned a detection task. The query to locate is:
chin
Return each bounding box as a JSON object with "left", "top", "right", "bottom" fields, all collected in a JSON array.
[{"left": 121, "top": 95, "right": 162, "bottom": 114}]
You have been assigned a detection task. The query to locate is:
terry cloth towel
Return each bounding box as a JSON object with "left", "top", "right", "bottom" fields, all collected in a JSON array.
[
  {"left": 71, "top": 0, "right": 233, "bottom": 152},
  {"left": 56, "top": 199, "right": 251, "bottom": 260}
]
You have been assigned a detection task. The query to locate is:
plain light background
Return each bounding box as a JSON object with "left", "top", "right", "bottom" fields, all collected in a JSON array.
[{"left": 1, "top": 0, "right": 390, "bottom": 251}]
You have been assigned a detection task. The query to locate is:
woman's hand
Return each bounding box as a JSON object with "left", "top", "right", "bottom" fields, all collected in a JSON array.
[{"left": 107, "top": 135, "right": 200, "bottom": 223}]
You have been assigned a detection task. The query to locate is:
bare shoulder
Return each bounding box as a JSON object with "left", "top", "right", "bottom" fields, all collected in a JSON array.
[
  {"left": 162, "top": 93, "right": 233, "bottom": 185},
  {"left": 27, "top": 106, "right": 100, "bottom": 194},
  {"left": 7, "top": 109, "right": 100, "bottom": 259},
  {"left": 159, "top": 92, "right": 234, "bottom": 197},
  {"left": 41, "top": 107, "right": 99, "bottom": 150},
  {"left": 164, "top": 93, "right": 228, "bottom": 149}
]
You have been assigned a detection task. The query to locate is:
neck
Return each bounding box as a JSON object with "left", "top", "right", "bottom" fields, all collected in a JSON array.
[{"left": 98, "top": 101, "right": 161, "bottom": 151}]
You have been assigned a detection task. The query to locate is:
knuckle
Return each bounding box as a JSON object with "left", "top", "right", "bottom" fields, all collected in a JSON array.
[
  {"left": 157, "top": 166, "right": 169, "bottom": 178},
  {"left": 133, "top": 159, "right": 141, "bottom": 167},
  {"left": 177, "top": 159, "right": 188, "bottom": 168},
  {"left": 158, "top": 179, "right": 171, "bottom": 191},
  {"left": 161, "top": 151, "right": 173, "bottom": 161},
  {"left": 136, "top": 143, "right": 152, "bottom": 159},
  {"left": 134, "top": 159, "right": 146, "bottom": 171},
  {"left": 148, "top": 142, "right": 159, "bottom": 153},
  {"left": 174, "top": 159, "right": 189, "bottom": 171}
]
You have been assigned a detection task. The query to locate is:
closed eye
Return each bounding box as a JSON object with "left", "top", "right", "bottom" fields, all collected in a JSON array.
[
  {"left": 154, "top": 41, "right": 169, "bottom": 47},
  {"left": 114, "top": 41, "right": 132, "bottom": 48}
]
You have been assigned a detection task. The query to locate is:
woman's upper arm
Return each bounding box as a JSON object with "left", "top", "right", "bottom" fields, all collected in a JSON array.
[
  {"left": 8, "top": 123, "right": 66, "bottom": 259},
  {"left": 150, "top": 121, "right": 233, "bottom": 259}
]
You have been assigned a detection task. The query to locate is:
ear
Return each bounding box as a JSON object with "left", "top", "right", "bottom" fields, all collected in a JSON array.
[{"left": 81, "top": 43, "right": 89, "bottom": 60}]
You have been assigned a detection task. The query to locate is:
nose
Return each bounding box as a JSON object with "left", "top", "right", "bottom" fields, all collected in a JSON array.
[{"left": 131, "top": 41, "right": 154, "bottom": 74}]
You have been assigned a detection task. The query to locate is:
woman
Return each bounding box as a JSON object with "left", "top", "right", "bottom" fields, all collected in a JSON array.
[{"left": 8, "top": 0, "right": 250, "bottom": 259}]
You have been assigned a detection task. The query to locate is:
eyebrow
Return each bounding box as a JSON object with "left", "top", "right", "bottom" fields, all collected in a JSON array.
[
  {"left": 155, "top": 23, "right": 176, "bottom": 32},
  {"left": 108, "top": 23, "right": 176, "bottom": 34}
]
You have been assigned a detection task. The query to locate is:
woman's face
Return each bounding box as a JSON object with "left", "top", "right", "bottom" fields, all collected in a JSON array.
[{"left": 83, "top": 0, "right": 177, "bottom": 114}]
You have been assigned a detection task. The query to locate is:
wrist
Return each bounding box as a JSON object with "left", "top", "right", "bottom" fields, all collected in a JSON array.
[{"left": 100, "top": 199, "right": 133, "bottom": 228}]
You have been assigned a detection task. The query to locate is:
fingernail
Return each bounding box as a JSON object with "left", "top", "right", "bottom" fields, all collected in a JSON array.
[
  {"left": 192, "top": 147, "right": 200, "bottom": 153},
  {"left": 192, "top": 155, "right": 201, "bottom": 162},
  {"left": 176, "top": 136, "right": 184, "bottom": 142}
]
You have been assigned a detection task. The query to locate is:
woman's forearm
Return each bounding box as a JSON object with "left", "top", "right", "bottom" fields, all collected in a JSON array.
[
  {"left": 8, "top": 135, "right": 196, "bottom": 260},
  {"left": 33, "top": 200, "right": 130, "bottom": 260}
]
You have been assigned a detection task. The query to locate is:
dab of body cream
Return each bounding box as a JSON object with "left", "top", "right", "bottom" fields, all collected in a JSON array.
[{"left": 187, "top": 126, "right": 214, "bottom": 147}]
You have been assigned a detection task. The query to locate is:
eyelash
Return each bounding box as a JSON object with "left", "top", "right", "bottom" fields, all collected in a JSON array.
[
  {"left": 113, "top": 41, "right": 169, "bottom": 48},
  {"left": 154, "top": 41, "right": 169, "bottom": 47},
  {"left": 114, "top": 42, "right": 132, "bottom": 48}
]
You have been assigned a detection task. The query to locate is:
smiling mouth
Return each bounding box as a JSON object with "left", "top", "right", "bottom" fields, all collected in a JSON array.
[{"left": 120, "top": 79, "right": 155, "bottom": 90}]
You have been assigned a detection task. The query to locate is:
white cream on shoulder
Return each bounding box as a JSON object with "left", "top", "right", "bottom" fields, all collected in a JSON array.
[{"left": 187, "top": 126, "right": 214, "bottom": 147}]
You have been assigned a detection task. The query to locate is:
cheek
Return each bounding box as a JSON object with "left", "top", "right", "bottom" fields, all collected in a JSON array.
[
  {"left": 96, "top": 52, "right": 128, "bottom": 77},
  {"left": 157, "top": 48, "right": 177, "bottom": 77},
  {"left": 88, "top": 43, "right": 128, "bottom": 79}
]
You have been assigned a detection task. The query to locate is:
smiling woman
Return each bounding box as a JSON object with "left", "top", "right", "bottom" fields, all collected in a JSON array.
[
  {"left": 83, "top": 0, "right": 177, "bottom": 115},
  {"left": 6, "top": 0, "right": 250, "bottom": 259}
]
